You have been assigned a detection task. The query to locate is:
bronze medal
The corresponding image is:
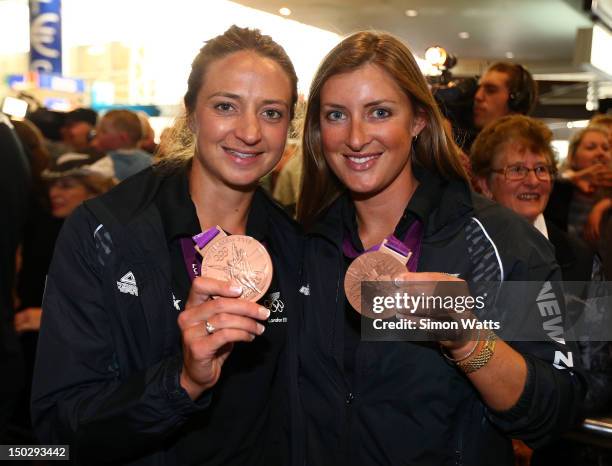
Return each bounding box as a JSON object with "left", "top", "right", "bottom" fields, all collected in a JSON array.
[
  {"left": 201, "top": 235, "right": 273, "bottom": 302},
  {"left": 344, "top": 250, "right": 406, "bottom": 318}
]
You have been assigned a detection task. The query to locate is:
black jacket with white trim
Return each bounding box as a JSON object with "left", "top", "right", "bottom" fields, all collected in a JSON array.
[
  {"left": 31, "top": 165, "right": 301, "bottom": 465},
  {"left": 293, "top": 166, "right": 586, "bottom": 466}
]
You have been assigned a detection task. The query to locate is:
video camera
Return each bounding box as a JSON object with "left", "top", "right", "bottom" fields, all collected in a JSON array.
[{"left": 429, "top": 76, "right": 479, "bottom": 151}]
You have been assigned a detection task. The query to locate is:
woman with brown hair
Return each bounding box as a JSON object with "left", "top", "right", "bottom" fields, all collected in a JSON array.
[
  {"left": 295, "top": 31, "right": 584, "bottom": 465},
  {"left": 32, "top": 26, "right": 301, "bottom": 465},
  {"left": 470, "top": 115, "right": 597, "bottom": 282}
]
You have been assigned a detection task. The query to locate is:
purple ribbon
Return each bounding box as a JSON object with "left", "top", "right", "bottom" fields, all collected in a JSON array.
[
  {"left": 180, "top": 237, "right": 201, "bottom": 281},
  {"left": 384, "top": 236, "right": 411, "bottom": 257},
  {"left": 179, "top": 226, "right": 223, "bottom": 282},
  {"left": 193, "top": 227, "right": 221, "bottom": 250},
  {"left": 342, "top": 220, "right": 423, "bottom": 272}
]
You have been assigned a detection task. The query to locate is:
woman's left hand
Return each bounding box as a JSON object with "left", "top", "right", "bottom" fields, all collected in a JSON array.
[{"left": 14, "top": 307, "right": 42, "bottom": 333}]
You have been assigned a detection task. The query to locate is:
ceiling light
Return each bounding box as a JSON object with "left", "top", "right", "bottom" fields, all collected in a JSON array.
[
  {"left": 279, "top": 7, "right": 291, "bottom": 16},
  {"left": 405, "top": 9, "right": 418, "bottom": 17},
  {"left": 505, "top": 51, "right": 514, "bottom": 59},
  {"left": 458, "top": 32, "right": 470, "bottom": 39},
  {"left": 425, "top": 46, "right": 447, "bottom": 67},
  {"left": 425, "top": 45, "right": 457, "bottom": 71}
]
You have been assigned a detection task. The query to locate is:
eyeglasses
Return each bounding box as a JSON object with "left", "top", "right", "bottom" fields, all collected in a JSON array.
[{"left": 490, "top": 164, "right": 553, "bottom": 181}]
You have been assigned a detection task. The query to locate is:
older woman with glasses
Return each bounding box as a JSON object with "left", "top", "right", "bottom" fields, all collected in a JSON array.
[
  {"left": 472, "top": 113, "right": 612, "bottom": 413},
  {"left": 471, "top": 115, "right": 595, "bottom": 281},
  {"left": 471, "top": 113, "right": 612, "bottom": 466}
]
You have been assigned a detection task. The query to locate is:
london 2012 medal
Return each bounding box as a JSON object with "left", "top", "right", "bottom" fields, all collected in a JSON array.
[
  {"left": 200, "top": 235, "right": 273, "bottom": 302},
  {"left": 344, "top": 251, "right": 406, "bottom": 318}
]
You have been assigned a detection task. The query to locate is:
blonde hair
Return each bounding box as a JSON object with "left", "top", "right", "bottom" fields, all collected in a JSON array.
[
  {"left": 297, "top": 30, "right": 468, "bottom": 228},
  {"left": 565, "top": 126, "right": 609, "bottom": 170}
]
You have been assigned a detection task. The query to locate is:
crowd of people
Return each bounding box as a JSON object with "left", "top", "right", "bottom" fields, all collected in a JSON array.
[
  {"left": 1, "top": 104, "right": 154, "bottom": 453},
  {"left": 1, "top": 24, "right": 612, "bottom": 466}
]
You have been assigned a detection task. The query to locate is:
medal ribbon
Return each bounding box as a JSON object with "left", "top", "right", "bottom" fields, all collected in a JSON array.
[
  {"left": 179, "top": 226, "right": 225, "bottom": 282},
  {"left": 342, "top": 219, "right": 423, "bottom": 272},
  {"left": 180, "top": 237, "right": 201, "bottom": 281}
]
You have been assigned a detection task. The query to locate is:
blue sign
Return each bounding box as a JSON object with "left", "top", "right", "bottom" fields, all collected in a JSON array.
[
  {"left": 38, "top": 73, "right": 85, "bottom": 93},
  {"left": 29, "top": 0, "right": 62, "bottom": 74},
  {"left": 7, "top": 74, "right": 26, "bottom": 88}
]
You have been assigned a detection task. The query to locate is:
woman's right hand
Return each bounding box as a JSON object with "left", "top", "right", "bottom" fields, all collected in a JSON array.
[{"left": 177, "top": 276, "right": 270, "bottom": 400}]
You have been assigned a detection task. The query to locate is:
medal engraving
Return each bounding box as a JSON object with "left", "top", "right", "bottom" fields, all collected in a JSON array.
[
  {"left": 201, "top": 235, "right": 273, "bottom": 302},
  {"left": 344, "top": 251, "right": 405, "bottom": 317}
]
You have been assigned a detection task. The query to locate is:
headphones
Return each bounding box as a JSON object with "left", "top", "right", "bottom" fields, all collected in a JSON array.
[{"left": 507, "top": 64, "right": 536, "bottom": 114}]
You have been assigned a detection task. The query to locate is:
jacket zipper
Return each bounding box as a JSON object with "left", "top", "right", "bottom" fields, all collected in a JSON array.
[{"left": 336, "top": 255, "right": 356, "bottom": 465}]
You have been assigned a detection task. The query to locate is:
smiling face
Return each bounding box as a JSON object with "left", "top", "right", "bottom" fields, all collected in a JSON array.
[
  {"left": 48, "top": 176, "right": 94, "bottom": 218},
  {"left": 189, "top": 50, "right": 292, "bottom": 190},
  {"left": 479, "top": 141, "right": 552, "bottom": 223},
  {"left": 571, "top": 130, "right": 611, "bottom": 170},
  {"left": 319, "top": 63, "right": 425, "bottom": 198}
]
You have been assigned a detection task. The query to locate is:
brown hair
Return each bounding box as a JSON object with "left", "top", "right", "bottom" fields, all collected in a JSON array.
[
  {"left": 13, "top": 118, "right": 51, "bottom": 205},
  {"left": 296, "top": 30, "right": 468, "bottom": 228},
  {"left": 565, "top": 125, "right": 609, "bottom": 170},
  {"left": 158, "top": 26, "right": 298, "bottom": 165},
  {"left": 12, "top": 118, "right": 50, "bottom": 181},
  {"left": 470, "top": 114, "right": 556, "bottom": 177},
  {"left": 101, "top": 110, "right": 143, "bottom": 145}
]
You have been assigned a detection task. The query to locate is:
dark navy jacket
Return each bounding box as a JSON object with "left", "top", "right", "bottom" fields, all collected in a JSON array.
[
  {"left": 294, "top": 169, "right": 585, "bottom": 466},
  {"left": 31, "top": 165, "right": 301, "bottom": 465}
]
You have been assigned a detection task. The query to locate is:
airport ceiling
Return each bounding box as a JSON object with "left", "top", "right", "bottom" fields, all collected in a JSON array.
[{"left": 235, "top": 0, "right": 594, "bottom": 74}]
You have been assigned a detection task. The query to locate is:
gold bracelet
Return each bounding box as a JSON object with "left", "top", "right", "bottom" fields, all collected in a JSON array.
[
  {"left": 457, "top": 330, "right": 497, "bottom": 374},
  {"left": 440, "top": 328, "right": 481, "bottom": 363}
]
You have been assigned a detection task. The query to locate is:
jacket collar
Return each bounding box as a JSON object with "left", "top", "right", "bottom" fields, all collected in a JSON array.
[
  {"left": 94, "top": 159, "right": 298, "bottom": 244},
  {"left": 310, "top": 164, "right": 473, "bottom": 247}
]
